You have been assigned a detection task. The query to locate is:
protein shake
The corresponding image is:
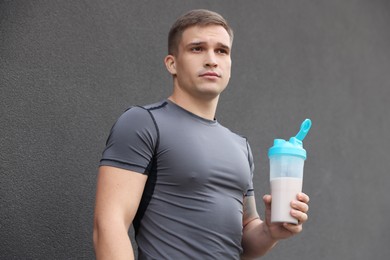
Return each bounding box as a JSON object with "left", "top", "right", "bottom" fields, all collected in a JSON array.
[{"left": 268, "top": 119, "right": 312, "bottom": 224}]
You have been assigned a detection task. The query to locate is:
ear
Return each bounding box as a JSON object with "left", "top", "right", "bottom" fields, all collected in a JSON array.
[{"left": 164, "top": 55, "right": 177, "bottom": 75}]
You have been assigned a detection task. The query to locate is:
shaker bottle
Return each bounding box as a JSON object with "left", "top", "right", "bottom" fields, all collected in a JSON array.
[{"left": 268, "top": 119, "right": 312, "bottom": 224}]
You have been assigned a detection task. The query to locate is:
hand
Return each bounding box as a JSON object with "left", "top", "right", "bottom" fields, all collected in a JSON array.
[{"left": 262, "top": 193, "right": 310, "bottom": 240}]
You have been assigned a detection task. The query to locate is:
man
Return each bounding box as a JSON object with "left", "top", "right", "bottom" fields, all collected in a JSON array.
[{"left": 93, "top": 9, "right": 309, "bottom": 259}]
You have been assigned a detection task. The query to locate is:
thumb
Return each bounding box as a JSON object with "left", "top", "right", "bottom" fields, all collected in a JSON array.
[{"left": 263, "top": 194, "right": 272, "bottom": 211}]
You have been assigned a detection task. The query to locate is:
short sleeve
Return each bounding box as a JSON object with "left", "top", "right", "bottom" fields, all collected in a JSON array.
[
  {"left": 245, "top": 140, "right": 255, "bottom": 196},
  {"left": 99, "top": 106, "right": 158, "bottom": 175}
]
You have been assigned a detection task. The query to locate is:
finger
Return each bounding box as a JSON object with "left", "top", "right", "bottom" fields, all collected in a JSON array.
[
  {"left": 291, "top": 209, "right": 308, "bottom": 224},
  {"left": 291, "top": 200, "right": 309, "bottom": 213},
  {"left": 297, "top": 192, "right": 310, "bottom": 203},
  {"left": 283, "top": 222, "right": 303, "bottom": 234}
]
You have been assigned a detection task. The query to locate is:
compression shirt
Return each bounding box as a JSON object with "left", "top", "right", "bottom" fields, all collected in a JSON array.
[{"left": 100, "top": 99, "right": 255, "bottom": 259}]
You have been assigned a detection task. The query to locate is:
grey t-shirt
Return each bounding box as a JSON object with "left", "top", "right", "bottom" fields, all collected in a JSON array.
[{"left": 100, "top": 100, "right": 255, "bottom": 259}]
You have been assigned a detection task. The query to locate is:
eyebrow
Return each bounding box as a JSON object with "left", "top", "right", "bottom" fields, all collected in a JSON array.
[{"left": 186, "top": 41, "right": 231, "bottom": 51}]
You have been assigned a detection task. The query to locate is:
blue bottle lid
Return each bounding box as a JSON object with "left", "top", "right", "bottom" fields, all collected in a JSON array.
[{"left": 268, "top": 119, "right": 312, "bottom": 160}]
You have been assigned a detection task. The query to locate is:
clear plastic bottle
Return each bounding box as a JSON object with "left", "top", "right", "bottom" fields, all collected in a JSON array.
[{"left": 268, "top": 119, "right": 312, "bottom": 224}]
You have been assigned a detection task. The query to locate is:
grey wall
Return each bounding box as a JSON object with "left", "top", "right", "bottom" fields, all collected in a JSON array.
[{"left": 1, "top": 0, "right": 389, "bottom": 259}]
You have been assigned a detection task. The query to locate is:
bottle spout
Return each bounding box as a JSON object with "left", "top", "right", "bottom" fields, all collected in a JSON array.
[{"left": 295, "top": 119, "right": 312, "bottom": 141}]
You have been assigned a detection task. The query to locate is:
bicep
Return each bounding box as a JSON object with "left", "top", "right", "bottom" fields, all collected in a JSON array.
[{"left": 94, "top": 166, "right": 148, "bottom": 229}]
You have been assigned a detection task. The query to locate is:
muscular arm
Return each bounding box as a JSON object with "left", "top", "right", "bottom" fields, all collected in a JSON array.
[
  {"left": 241, "top": 193, "right": 310, "bottom": 259},
  {"left": 93, "top": 166, "right": 148, "bottom": 260},
  {"left": 241, "top": 196, "right": 278, "bottom": 259}
]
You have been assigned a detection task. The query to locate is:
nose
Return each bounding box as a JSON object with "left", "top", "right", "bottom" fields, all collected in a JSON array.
[{"left": 204, "top": 51, "right": 218, "bottom": 68}]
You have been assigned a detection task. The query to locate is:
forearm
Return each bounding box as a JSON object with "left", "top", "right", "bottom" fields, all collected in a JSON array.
[
  {"left": 93, "top": 221, "right": 135, "bottom": 260},
  {"left": 241, "top": 218, "right": 278, "bottom": 259}
]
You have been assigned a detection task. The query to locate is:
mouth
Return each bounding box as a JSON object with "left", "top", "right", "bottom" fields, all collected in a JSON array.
[{"left": 199, "top": 71, "right": 221, "bottom": 78}]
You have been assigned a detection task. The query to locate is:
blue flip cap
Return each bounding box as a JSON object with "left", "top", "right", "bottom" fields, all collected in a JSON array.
[{"left": 268, "top": 119, "right": 312, "bottom": 160}]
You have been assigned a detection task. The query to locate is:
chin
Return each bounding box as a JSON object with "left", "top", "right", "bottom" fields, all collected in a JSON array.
[{"left": 196, "top": 88, "right": 225, "bottom": 100}]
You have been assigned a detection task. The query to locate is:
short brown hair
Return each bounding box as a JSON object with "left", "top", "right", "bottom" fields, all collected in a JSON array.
[{"left": 168, "top": 9, "right": 234, "bottom": 55}]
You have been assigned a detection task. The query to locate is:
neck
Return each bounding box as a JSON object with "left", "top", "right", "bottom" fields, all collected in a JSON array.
[{"left": 168, "top": 91, "right": 219, "bottom": 121}]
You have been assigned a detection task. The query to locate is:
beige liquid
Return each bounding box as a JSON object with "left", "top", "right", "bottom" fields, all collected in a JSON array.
[{"left": 270, "top": 177, "right": 302, "bottom": 224}]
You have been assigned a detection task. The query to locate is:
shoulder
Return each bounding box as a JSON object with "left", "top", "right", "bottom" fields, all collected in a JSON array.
[
  {"left": 113, "top": 107, "right": 152, "bottom": 133},
  {"left": 141, "top": 100, "right": 169, "bottom": 111},
  {"left": 218, "top": 123, "right": 249, "bottom": 144},
  {"left": 116, "top": 100, "right": 168, "bottom": 125},
  {"left": 218, "top": 123, "right": 253, "bottom": 160},
  {"left": 109, "top": 101, "right": 168, "bottom": 140}
]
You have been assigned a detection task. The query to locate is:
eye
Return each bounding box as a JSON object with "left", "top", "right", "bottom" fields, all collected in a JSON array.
[
  {"left": 216, "top": 48, "right": 229, "bottom": 55},
  {"left": 191, "top": 46, "right": 203, "bottom": 52}
]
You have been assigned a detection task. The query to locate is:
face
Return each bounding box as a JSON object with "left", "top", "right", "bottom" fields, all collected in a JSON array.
[{"left": 165, "top": 25, "right": 232, "bottom": 101}]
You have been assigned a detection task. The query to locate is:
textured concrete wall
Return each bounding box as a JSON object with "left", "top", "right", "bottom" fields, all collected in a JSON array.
[{"left": 1, "top": 0, "right": 390, "bottom": 259}]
